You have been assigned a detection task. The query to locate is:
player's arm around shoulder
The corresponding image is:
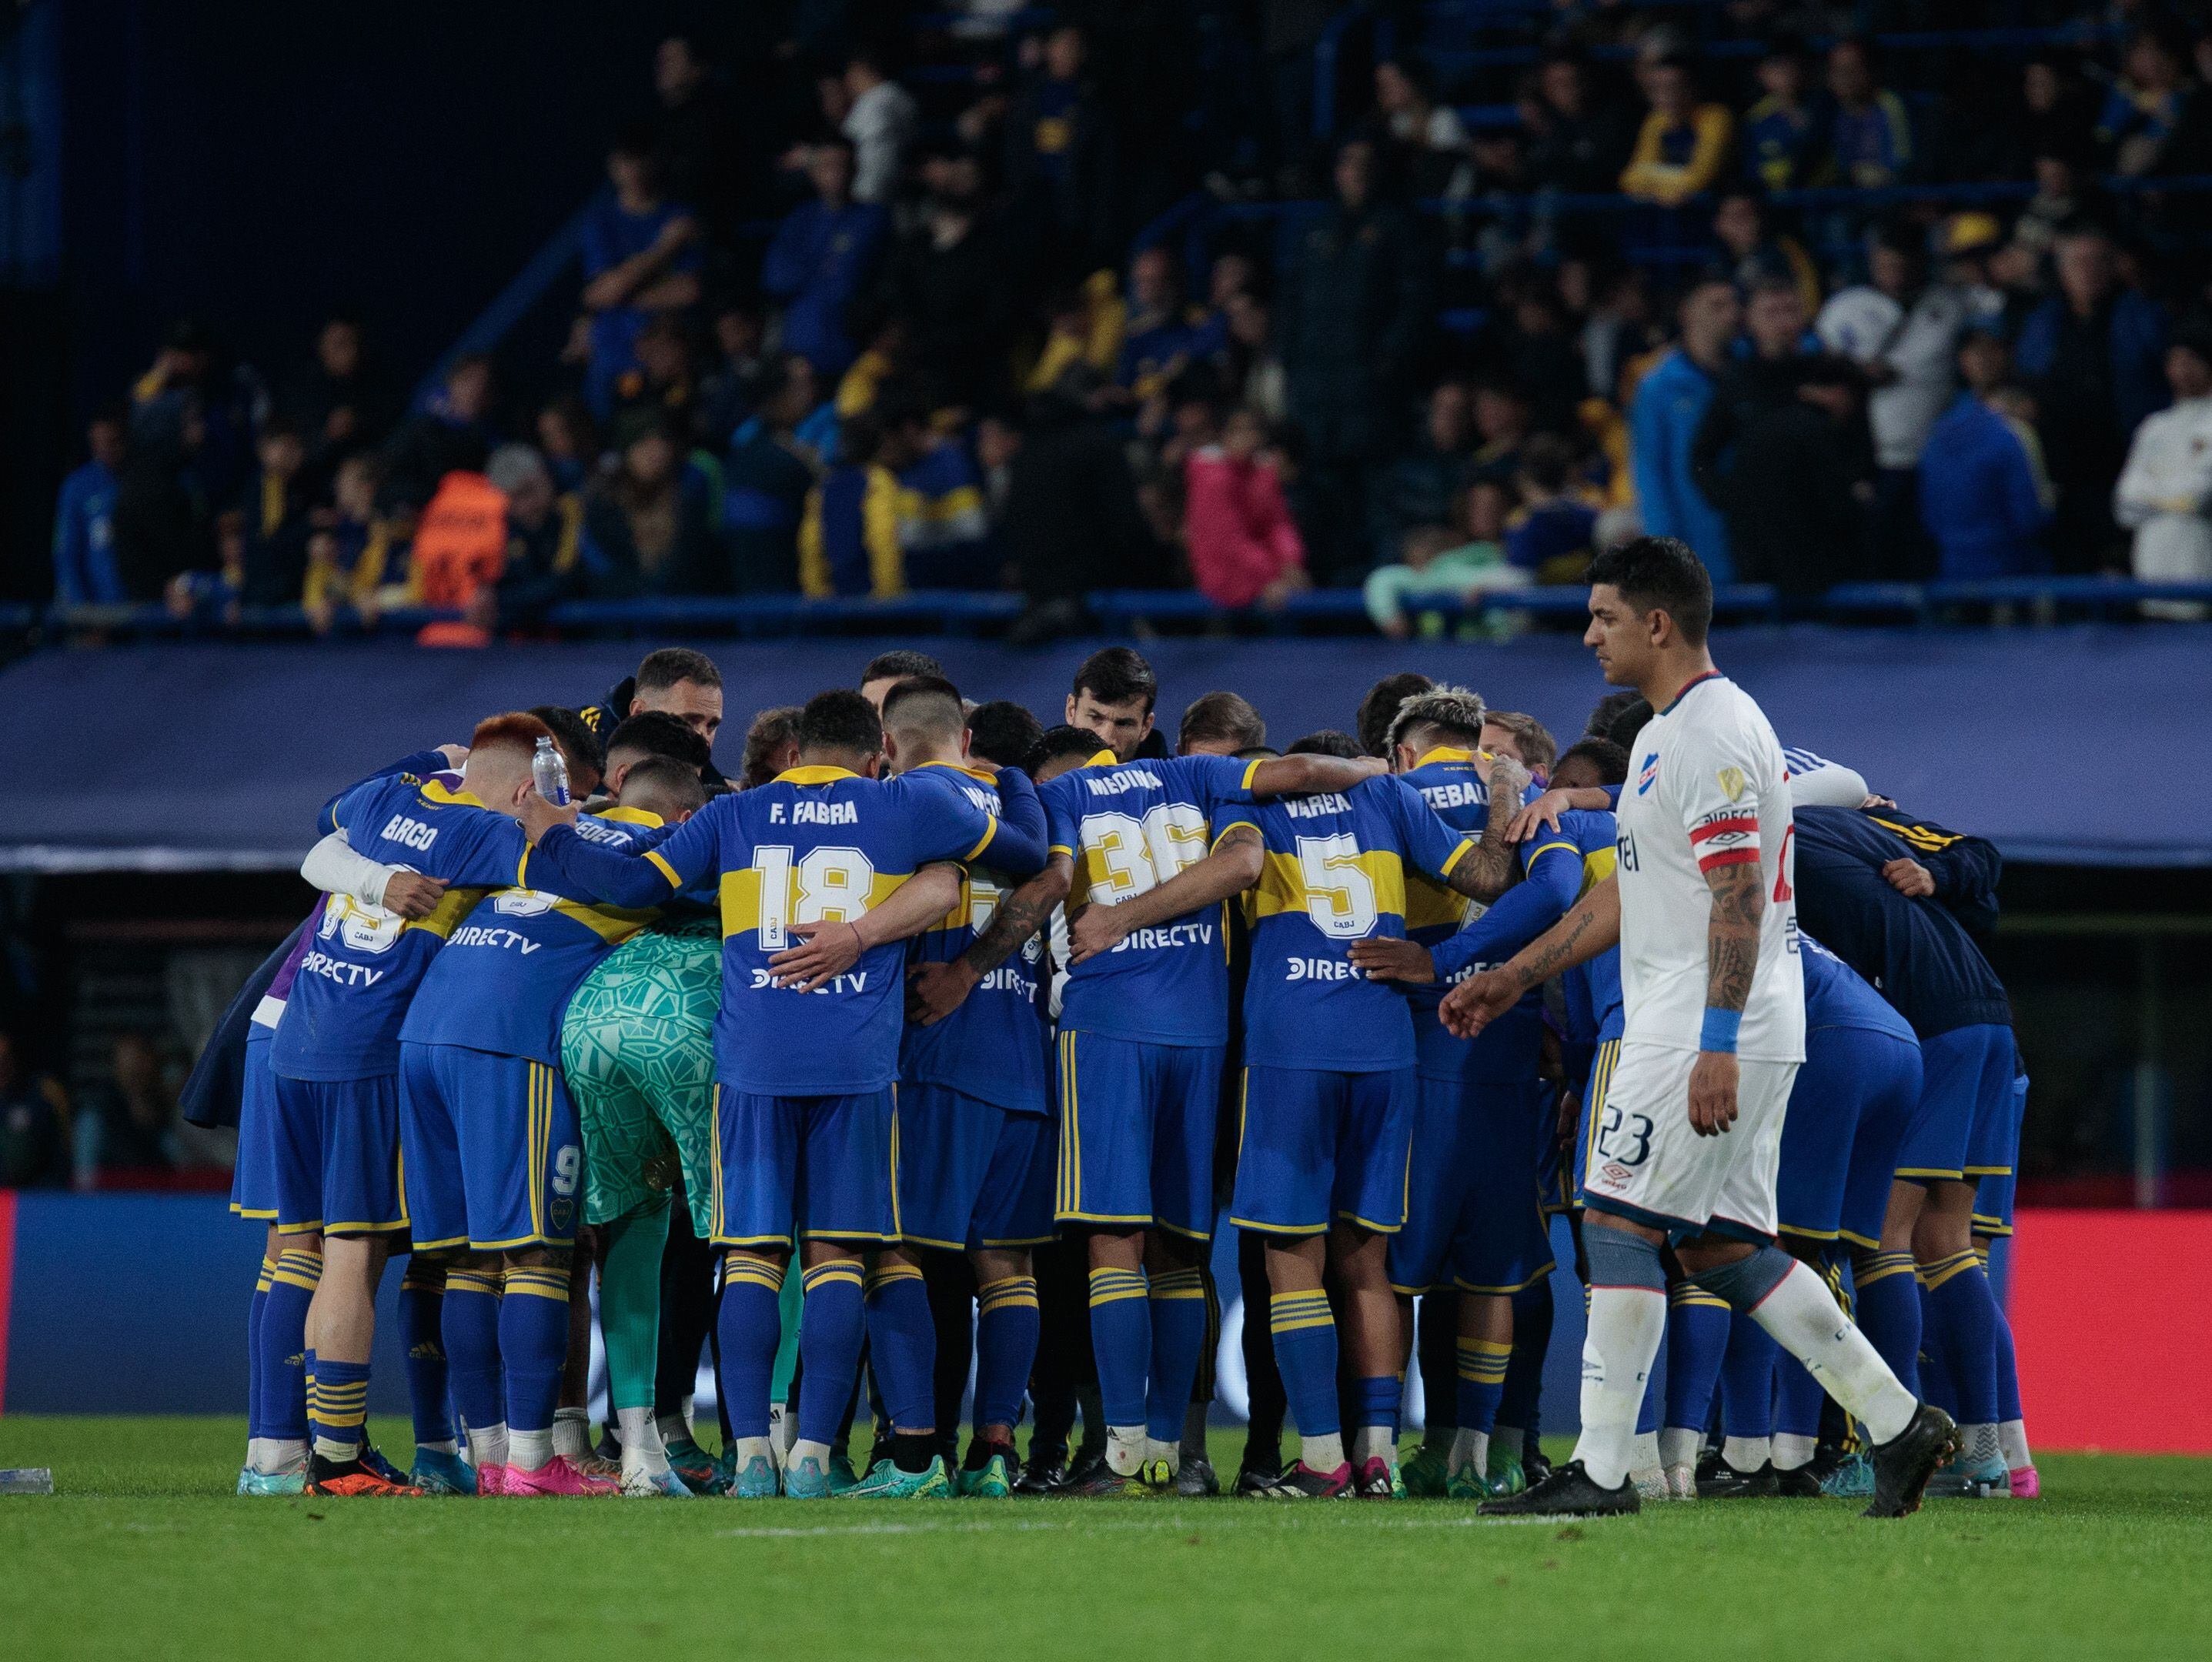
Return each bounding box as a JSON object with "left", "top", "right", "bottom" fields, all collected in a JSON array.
[
  {"left": 914, "top": 850, "right": 1073, "bottom": 1025},
  {"left": 515, "top": 786, "right": 718, "bottom": 909},
  {"left": 1066, "top": 826, "right": 1261, "bottom": 965}
]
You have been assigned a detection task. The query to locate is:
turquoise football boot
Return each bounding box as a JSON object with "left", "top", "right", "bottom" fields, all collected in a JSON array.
[
  {"left": 840, "top": 1455, "right": 953, "bottom": 1499},
  {"left": 409, "top": 1448, "right": 478, "bottom": 1496},
  {"left": 728, "top": 1453, "right": 781, "bottom": 1498},
  {"left": 236, "top": 1466, "right": 306, "bottom": 1497},
  {"left": 784, "top": 1453, "right": 834, "bottom": 1499}
]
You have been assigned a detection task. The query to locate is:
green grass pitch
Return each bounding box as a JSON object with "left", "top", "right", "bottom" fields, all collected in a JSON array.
[{"left": 2, "top": 1417, "right": 2207, "bottom": 1661}]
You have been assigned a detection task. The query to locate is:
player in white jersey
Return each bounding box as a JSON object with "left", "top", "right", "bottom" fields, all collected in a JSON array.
[{"left": 1442, "top": 537, "right": 1958, "bottom": 1520}]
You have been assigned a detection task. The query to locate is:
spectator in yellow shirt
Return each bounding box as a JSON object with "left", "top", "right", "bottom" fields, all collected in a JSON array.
[{"left": 1620, "top": 58, "right": 1733, "bottom": 206}]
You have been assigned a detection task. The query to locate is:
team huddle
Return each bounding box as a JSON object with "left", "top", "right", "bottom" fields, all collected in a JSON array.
[{"left": 222, "top": 534, "right": 2031, "bottom": 1518}]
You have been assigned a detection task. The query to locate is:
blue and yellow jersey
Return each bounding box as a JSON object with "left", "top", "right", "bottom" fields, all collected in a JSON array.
[
  {"left": 798, "top": 462, "right": 904, "bottom": 599},
  {"left": 399, "top": 806, "right": 667, "bottom": 1066},
  {"left": 271, "top": 774, "right": 530, "bottom": 1081},
  {"left": 528, "top": 766, "right": 1021, "bottom": 1096},
  {"left": 1240, "top": 775, "right": 1472, "bottom": 1073},
  {"left": 901, "top": 763, "right": 1050, "bottom": 1116},
  {"left": 1041, "top": 751, "right": 1262, "bottom": 1047},
  {"left": 1802, "top": 933, "right": 1916, "bottom": 1044}
]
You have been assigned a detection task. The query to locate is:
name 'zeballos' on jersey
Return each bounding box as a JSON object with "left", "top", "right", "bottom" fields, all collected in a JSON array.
[
  {"left": 1041, "top": 752, "right": 1263, "bottom": 1046},
  {"left": 528, "top": 765, "right": 1008, "bottom": 1096},
  {"left": 901, "top": 762, "right": 1050, "bottom": 1116},
  {"left": 272, "top": 773, "right": 530, "bottom": 1080},
  {"left": 1239, "top": 775, "right": 1474, "bottom": 1071},
  {"left": 398, "top": 806, "right": 668, "bottom": 1065},
  {"left": 1614, "top": 672, "right": 1805, "bottom": 1062}
]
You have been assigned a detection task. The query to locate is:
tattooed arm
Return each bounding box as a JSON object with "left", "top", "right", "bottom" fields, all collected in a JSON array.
[
  {"left": 1067, "top": 825, "right": 1264, "bottom": 964},
  {"left": 907, "top": 855, "right": 1072, "bottom": 1026},
  {"left": 1444, "top": 754, "right": 1531, "bottom": 904},
  {"left": 1686, "top": 856, "right": 1763, "bottom": 1137},
  {"left": 1437, "top": 876, "right": 1620, "bottom": 1038}
]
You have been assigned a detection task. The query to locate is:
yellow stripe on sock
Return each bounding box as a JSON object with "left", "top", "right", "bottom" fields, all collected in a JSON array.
[
  {"left": 255, "top": 1268, "right": 274, "bottom": 1293},
  {"left": 1920, "top": 1251, "right": 1983, "bottom": 1292},
  {"left": 801, "top": 1263, "right": 864, "bottom": 1293},
  {"left": 864, "top": 1263, "right": 925, "bottom": 1293}
]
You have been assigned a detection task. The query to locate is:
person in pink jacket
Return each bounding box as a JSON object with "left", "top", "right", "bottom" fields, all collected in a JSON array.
[{"left": 1184, "top": 407, "right": 1312, "bottom": 609}]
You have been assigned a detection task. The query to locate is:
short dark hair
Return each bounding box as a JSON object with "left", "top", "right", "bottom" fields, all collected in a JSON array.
[
  {"left": 1357, "top": 672, "right": 1436, "bottom": 757},
  {"left": 1071, "top": 646, "right": 1158, "bottom": 714},
  {"left": 1586, "top": 535, "right": 1715, "bottom": 646},
  {"left": 860, "top": 649, "right": 944, "bottom": 688},
  {"left": 1605, "top": 697, "right": 1655, "bottom": 753},
  {"left": 741, "top": 706, "right": 803, "bottom": 789},
  {"left": 636, "top": 647, "right": 722, "bottom": 696},
  {"left": 1178, "top": 691, "right": 1266, "bottom": 754},
  {"left": 797, "top": 689, "right": 883, "bottom": 759},
  {"left": 528, "top": 705, "right": 606, "bottom": 783},
  {"left": 1585, "top": 689, "right": 1645, "bottom": 739},
  {"left": 1519, "top": 432, "right": 1577, "bottom": 495},
  {"left": 618, "top": 755, "right": 710, "bottom": 818},
  {"left": 1286, "top": 729, "right": 1364, "bottom": 759},
  {"left": 606, "top": 710, "right": 712, "bottom": 772},
  {"left": 969, "top": 700, "right": 1044, "bottom": 770},
  {"left": 1556, "top": 736, "right": 1631, "bottom": 787},
  {"left": 880, "top": 674, "right": 967, "bottom": 744},
  {"left": 1027, "top": 723, "right": 1106, "bottom": 776}
]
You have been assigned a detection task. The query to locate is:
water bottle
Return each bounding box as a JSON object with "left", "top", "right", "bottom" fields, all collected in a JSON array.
[{"left": 532, "top": 736, "right": 571, "bottom": 806}]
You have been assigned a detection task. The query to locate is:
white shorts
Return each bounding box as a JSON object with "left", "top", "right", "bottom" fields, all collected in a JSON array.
[{"left": 1579, "top": 1041, "right": 1799, "bottom": 1240}]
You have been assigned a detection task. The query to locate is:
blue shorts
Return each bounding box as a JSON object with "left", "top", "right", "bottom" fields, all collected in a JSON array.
[
  {"left": 1780, "top": 1025, "right": 1922, "bottom": 1244},
  {"left": 399, "top": 1042, "right": 580, "bottom": 1253},
  {"left": 230, "top": 1027, "right": 282, "bottom": 1221},
  {"left": 711, "top": 1083, "right": 898, "bottom": 1247},
  {"left": 1389, "top": 1073, "right": 1555, "bottom": 1294},
  {"left": 1055, "top": 1030, "right": 1221, "bottom": 1240},
  {"left": 1569, "top": 1038, "right": 1626, "bottom": 1208},
  {"left": 898, "top": 1083, "right": 1057, "bottom": 1251},
  {"left": 1896, "top": 1023, "right": 2017, "bottom": 1184},
  {"left": 1973, "top": 1073, "right": 2029, "bottom": 1237},
  {"left": 271, "top": 1071, "right": 407, "bottom": 1238},
  {"left": 1230, "top": 1064, "right": 1412, "bottom": 1238}
]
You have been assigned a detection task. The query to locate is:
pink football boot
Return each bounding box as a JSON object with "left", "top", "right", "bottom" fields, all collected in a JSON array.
[{"left": 503, "top": 1455, "right": 619, "bottom": 1497}]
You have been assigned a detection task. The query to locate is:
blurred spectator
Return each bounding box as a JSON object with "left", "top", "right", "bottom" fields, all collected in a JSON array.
[
  {"left": 285, "top": 313, "right": 391, "bottom": 480},
  {"left": 471, "top": 445, "right": 583, "bottom": 632},
  {"left": 2113, "top": 326, "right": 2212, "bottom": 616},
  {"left": 52, "top": 406, "right": 128, "bottom": 606},
  {"left": 1467, "top": 380, "right": 1533, "bottom": 487},
  {"left": 302, "top": 453, "right": 403, "bottom": 632},
  {"left": 1362, "top": 489, "right": 1529, "bottom": 638},
  {"left": 698, "top": 303, "right": 767, "bottom": 452},
  {"left": 2013, "top": 145, "right": 2097, "bottom": 257},
  {"left": 2097, "top": 27, "right": 2201, "bottom": 177},
  {"left": 842, "top": 51, "right": 918, "bottom": 206},
  {"left": 877, "top": 176, "right": 1013, "bottom": 413},
  {"left": 0, "top": 1033, "right": 69, "bottom": 1190},
  {"left": 1575, "top": 263, "right": 1660, "bottom": 409},
  {"left": 724, "top": 355, "right": 823, "bottom": 595},
  {"left": 763, "top": 137, "right": 890, "bottom": 382},
  {"left": 536, "top": 395, "right": 601, "bottom": 493},
  {"left": 1185, "top": 406, "right": 1309, "bottom": 609},
  {"left": 383, "top": 355, "right": 496, "bottom": 507},
  {"left": 1711, "top": 189, "right": 1819, "bottom": 319},
  {"left": 1920, "top": 332, "right": 2054, "bottom": 579},
  {"left": 580, "top": 128, "right": 703, "bottom": 416},
  {"left": 1694, "top": 274, "right": 1818, "bottom": 519},
  {"left": 1370, "top": 59, "right": 1471, "bottom": 199},
  {"left": 1117, "top": 246, "right": 1209, "bottom": 405},
  {"left": 1630, "top": 275, "right": 1739, "bottom": 581},
  {"left": 1823, "top": 37, "right": 1913, "bottom": 189},
  {"left": 884, "top": 399, "right": 994, "bottom": 589},
  {"left": 1973, "top": 54, "right": 2096, "bottom": 182},
  {"left": 1504, "top": 282, "right": 1590, "bottom": 435},
  {"left": 1619, "top": 57, "right": 1733, "bottom": 207},
  {"left": 129, "top": 320, "right": 254, "bottom": 506},
  {"left": 1222, "top": 288, "right": 1288, "bottom": 426},
  {"left": 581, "top": 417, "right": 720, "bottom": 598},
  {"left": 1004, "top": 24, "right": 1120, "bottom": 272},
  {"left": 1817, "top": 225, "right": 1968, "bottom": 581},
  {"left": 1026, "top": 272, "right": 1128, "bottom": 395},
  {"left": 1525, "top": 48, "right": 1632, "bottom": 195},
  {"left": 611, "top": 313, "right": 702, "bottom": 439},
  {"left": 226, "top": 417, "right": 314, "bottom": 605},
  {"left": 1504, "top": 433, "right": 1599, "bottom": 583},
  {"left": 2014, "top": 224, "right": 2171, "bottom": 572},
  {"left": 1719, "top": 355, "right": 1876, "bottom": 593},
  {"left": 1281, "top": 140, "right": 1429, "bottom": 581},
  {"left": 72, "top": 1032, "right": 177, "bottom": 1186},
  {"left": 1004, "top": 375, "right": 1163, "bottom": 642},
  {"left": 801, "top": 413, "right": 906, "bottom": 599},
  {"left": 1374, "top": 381, "right": 1472, "bottom": 557},
  {"left": 651, "top": 35, "right": 734, "bottom": 218},
  {"left": 1742, "top": 40, "right": 1823, "bottom": 194},
  {"left": 407, "top": 466, "right": 512, "bottom": 641}
]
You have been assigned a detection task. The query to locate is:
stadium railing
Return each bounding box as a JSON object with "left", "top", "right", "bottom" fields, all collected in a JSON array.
[{"left": 15, "top": 580, "right": 2210, "bottom": 648}]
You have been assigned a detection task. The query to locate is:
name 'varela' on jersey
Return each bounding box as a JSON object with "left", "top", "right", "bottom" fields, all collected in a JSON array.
[{"left": 1613, "top": 672, "right": 1805, "bottom": 1063}]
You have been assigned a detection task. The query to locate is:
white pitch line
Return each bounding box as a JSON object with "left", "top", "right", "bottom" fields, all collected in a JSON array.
[{"left": 713, "top": 1511, "right": 1582, "bottom": 1540}]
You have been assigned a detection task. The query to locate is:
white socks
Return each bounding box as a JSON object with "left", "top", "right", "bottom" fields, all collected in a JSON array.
[
  {"left": 1448, "top": 1428, "right": 1489, "bottom": 1479},
  {"left": 617, "top": 1407, "right": 669, "bottom": 1477},
  {"left": 1148, "top": 1437, "right": 1183, "bottom": 1477},
  {"left": 785, "top": 1436, "right": 830, "bottom": 1473},
  {"left": 1747, "top": 1260, "right": 1915, "bottom": 1446},
  {"left": 508, "top": 1427, "right": 554, "bottom": 1473},
  {"left": 466, "top": 1422, "right": 510, "bottom": 1470},
  {"left": 733, "top": 1435, "right": 774, "bottom": 1467},
  {"left": 1106, "top": 1425, "right": 1149, "bottom": 1477},
  {"left": 2000, "top": 1419, "right": 2033, "bottom": 1471},
  {"left": 1658, "top": 1427, "right": 1702, "bottom": 1473},
  {"left": 416, "top": 1438, "right": 458, "bottom": 1458},
  {"left": 1722, "top": 1434, "right": 1771, "bottom": 1471},
  {"left": 1629, "top": 1430, "right": 1665, "bottom": 1500},
  {"left": 1301, "top": 1432, "right": 1346, "bottom": 1473},
  {"left": 1349, "top": 1427, "right": 1395, "bottom": 1467},
  {"left": 1961, "top": 1422, "right": 2001, "bottom": 1464},
  {"left": 1572, "top": 1287, "right": 1668, "bottom": 1489},
  {"left": 769, "top": 1401, "right": 796, "bottom": 1462},
  {"left": 553, "top": 1407, "right": 591, "bottom": 1461},
  {"left": 1773, "top": 1433, "right": 1817, "bottom": 1472},
  {"left": 247, "top": 1437, "right": 307, "bottom": 1474}
]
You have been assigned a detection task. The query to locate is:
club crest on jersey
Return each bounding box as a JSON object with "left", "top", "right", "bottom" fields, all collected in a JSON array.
[
  {"left": 1636, "top": 754, "right": 1659, "bottom": 795},
  {"left": 1717, "top": 766, "right": 1746, "bottom": 802}
]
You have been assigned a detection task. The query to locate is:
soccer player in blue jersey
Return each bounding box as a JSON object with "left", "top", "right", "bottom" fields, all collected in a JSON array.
[
  {"left": 1230, "top": 729, "right": 1518, "bottom": 1499},
  {"left": 873, "top": 678, "right": 1057, "bottom": 1497},
  {"left": 273, "top": 716, "right": 557, "bottom": 1497},
  {"left": 516, "top": 689, "right": 1044, "bottom": 1500},
  {"left": 1035, "top": 731, "right": 1476, "bottom": 1496}
]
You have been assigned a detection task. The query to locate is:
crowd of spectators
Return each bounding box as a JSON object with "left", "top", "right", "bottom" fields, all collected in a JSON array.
[
  {"left": 45, "top": 6, "right": 2212, "bottom": 639},
  {"left": 0, "top": 1029, "right": 232, "bottom": 1191}
]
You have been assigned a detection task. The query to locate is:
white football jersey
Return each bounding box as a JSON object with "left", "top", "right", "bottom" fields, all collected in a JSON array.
[{"left": 1614, "top": 673, "right": 1805, "bottom": 1063}]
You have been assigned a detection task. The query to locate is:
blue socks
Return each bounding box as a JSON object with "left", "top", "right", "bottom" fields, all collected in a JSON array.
[
  {"left": 718, "top": 1253, "right": 785, "bottom": 1442},
  {"left": 1144, "top": 1267, "right": 1209, "bottom": 1444},
  {"left": 397, "top": 1266, "right": 454, "bottom": 1449},
  {"left": 1268, "top": 1289, "right": 1340, "bottom": 1439},
  {"left": 974, "top": 1275, "right": 1041, "bottom": 1432},
  {"left": 1719, "top": 1313, "right": 1779, "bottom": 1442},
  {"left": 259, "top": 1246, "right": 319, "bottom": 1447},
  {"left": 247, "top": 1264, "right": 271, "bottom": 1441},
  {"left": 1455, "top": 1336, "right": 1511, "bottom": 1436},
  {"left": 441, "top": 1265, "right": 504, "bottom": 1443},
  {"left": 499, "top": 1263, "right": 571, "bottom": 1437},
  {"left": 863, "top": 1262, "right": 935, "bottom": 1436},
  {"left": 1664, "top": 1284, "right": 1730, "bottom": 1431},
  {"left": 796, "top": 1260, "right": 867, "bottom": 1447},
  {"left": 307, "top": 1355, "right": 371, "bottom": 1463},
  {"left": 1923, "top": 1250, "right": 2000, "bottom": 1427},
  {"left": 1087, "top": 1267, "right": 1151, "bottom": 1430},
  {"left": 1499, "top": 1280, "right": 1552, "bottom": 1443},
  {"left": 1853, "top": 1250, "right": 1923, "bottom": 1394}
]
